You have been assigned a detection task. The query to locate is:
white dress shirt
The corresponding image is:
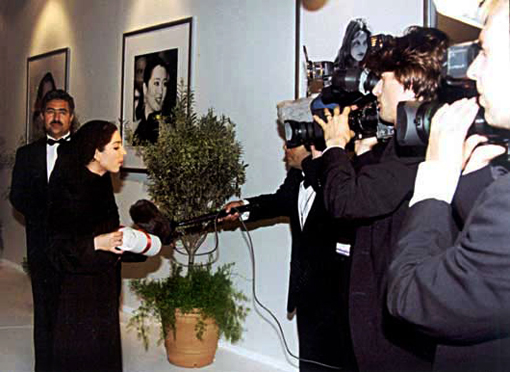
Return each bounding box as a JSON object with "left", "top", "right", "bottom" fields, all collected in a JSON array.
[{"left": 46, "top": 134, "right": 70, "bottom": 181}]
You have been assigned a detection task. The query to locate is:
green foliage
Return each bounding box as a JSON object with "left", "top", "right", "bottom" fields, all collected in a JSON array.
[
  {"left": 134, "top": 84, "right": 247, "bottom": 262},
  {"left": 137, "top": 85, "right": 246, "bottom": 225},
  {"left": 129, "top": 84, "right": 249, "bottom": 350},
  {"left": 129, "top": 262, "right": 249, "bottom": 350}
]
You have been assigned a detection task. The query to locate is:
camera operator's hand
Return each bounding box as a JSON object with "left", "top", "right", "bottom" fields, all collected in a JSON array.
[
  {"left": 310, "top": 144, "right": 323, "bottom": 159},
  {"left": 462, "top": 134, "right": 506, "bottom": 175},
  {"left": 426, "top": 98, "right": 480, "bottom": 173},
  {"left": 354, "top": 137, "right": 378, "bottom": 156},
  {"left": 94, "top": 231, "right": 124, "bottom": 254},
  {"left": 314, "top": 106, "right": 355, "bottom": 149},
  {"left": 221, "top": 200, "right": 245, "bottom": 222}
]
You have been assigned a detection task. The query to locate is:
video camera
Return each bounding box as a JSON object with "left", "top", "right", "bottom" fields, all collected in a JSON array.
[
  {"left": 397, "top": 41, "right": 510, "bottom": 146},
  {"left": 284, "top": 94, "right": 387, "bottom": 151},
  {"left": 284, "top": 34, "right": 397, "bottom": 150}
]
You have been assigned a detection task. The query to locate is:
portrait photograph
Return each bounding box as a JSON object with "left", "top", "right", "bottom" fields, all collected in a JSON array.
[
  {"left": 120, "top": 17, "right": 192, "bottom": 172},
  {"left": 26, "top": 48, "right": 69, "bottom": 143}
]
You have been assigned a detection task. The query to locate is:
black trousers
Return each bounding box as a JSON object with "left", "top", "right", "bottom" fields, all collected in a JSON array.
[
  {"left": 296, "top": 257, "right": 357, "bottom": 372},
  {"left": 29, "top": 257, "right": 60, "bottom": 372}
]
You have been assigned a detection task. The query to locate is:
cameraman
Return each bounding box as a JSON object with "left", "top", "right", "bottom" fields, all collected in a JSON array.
[
  {"left": 313, "top": 27, "right": 449, "bottom": 371},
  {"left": 387, "top": 1, "right": 510, "bottom": 371}
]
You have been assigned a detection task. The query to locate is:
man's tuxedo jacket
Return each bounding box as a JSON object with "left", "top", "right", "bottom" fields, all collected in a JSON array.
[{"left": 388, "top": 166, "right": 510, "bottom": 371}]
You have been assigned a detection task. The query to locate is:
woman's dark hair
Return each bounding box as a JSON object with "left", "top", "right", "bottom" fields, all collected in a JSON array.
[
  {"left": 365, "top": 26, "right": 449, "bottom": 101},
  {"left": 32, "top": 73, "right": 57, "bottom": 123},
  {"left": 143, "top": 55, "right": 169, "bottom": 86},
  {"left": 71, "top": 120, "right": 118, "bottom": 166},
  {"left": 335, "top": 18, "right": 371, "bottom": 69},
  {"left": 36, "top": 72, "right": 56, "bottom": 102}
]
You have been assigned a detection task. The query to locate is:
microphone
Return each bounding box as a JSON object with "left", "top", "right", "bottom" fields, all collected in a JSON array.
[
  {"left": 129, "top": 200, "right": 256, "bottom": 240},
  {"left": 175, "top": 203, "right": 254, "bottom": 228}
]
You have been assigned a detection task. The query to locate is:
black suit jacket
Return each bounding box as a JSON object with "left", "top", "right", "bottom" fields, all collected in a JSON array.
[
  {"left": 10, "top": 138, "right": 49, "bottom": 264},
  {"left": 247, "top": 161, "right": 353, "bottom": 313},
  {"left": 246, "top": 159, "right": 356, "bottom": 370},
  {"left": 318, "top": 138, "right": 435, "bottom": 371},
  {"left": 388, "top": 166, "right": 510, "bottom": 371}
]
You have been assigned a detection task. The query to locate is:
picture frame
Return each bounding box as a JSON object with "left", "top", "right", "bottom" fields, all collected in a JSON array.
[
  {"left": 120, "top": 17, "right": 193, "bottom": 173},
  {"left": 26, "top": 48, "right": 69, "bottom": 144},
  {"left": 423, "top": 0, "right": 438, "bottom": 27}
]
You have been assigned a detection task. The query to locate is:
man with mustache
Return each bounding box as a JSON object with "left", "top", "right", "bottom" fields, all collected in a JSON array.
[{"left": 10, "top": 89, "right": 77, "bottom": 372}]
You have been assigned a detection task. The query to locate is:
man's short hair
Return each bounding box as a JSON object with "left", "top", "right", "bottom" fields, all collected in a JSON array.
[
  {"left": 41, "top": 89, "right": 75, "bottom": 115},
  {"left": 365, "top": 26, "right": 449, "bottom": 101}
]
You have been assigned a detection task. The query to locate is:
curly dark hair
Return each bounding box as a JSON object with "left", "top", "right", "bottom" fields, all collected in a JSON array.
[
  {"left": 365, "top": 26, "right": 449, "bottom": 101},
  {"left": 71, "top": 120, "right": 118, "bottom": 166}
]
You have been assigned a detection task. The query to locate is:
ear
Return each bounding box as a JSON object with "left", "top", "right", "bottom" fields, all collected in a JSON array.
[
  {"left": 402, "top": 86, "right": 417, "bottom": 101},
  {"left": 93, "top": 148, "right": 102, "bottom": 163}
]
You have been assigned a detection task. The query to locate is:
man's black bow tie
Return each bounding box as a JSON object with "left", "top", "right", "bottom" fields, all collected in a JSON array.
[{"left": 47, "top": 138, "right": 68, "bottom": 146}]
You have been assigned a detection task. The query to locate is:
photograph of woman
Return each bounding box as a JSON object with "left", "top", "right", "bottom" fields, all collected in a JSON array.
[
  {"left": 133, "top": 50, "right": 177, "bottom": 144},
  {"left": 31, "top": 72, "right": 57, "bottom": 141},
  {"left": 334, "top": 18, "right": 371, "bottom": 70},
  {"left": 46, "top": 120, "right": 143, "bottom": 371}
]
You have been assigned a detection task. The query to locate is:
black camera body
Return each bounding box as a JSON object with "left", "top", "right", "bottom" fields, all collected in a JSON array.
[
  {"left": 396, "top": 41, "right": 510, "bottom": 147},
  {"left": 289, "top": 34, "right": 398, "bottom": 151},
  {"left": 284, "top": 95, "right": 393, "bottom": 151}
]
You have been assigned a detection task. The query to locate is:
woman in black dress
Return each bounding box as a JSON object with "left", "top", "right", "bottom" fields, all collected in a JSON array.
[{"left": 47, "top": 120, "right": 130, "bottom": 372}]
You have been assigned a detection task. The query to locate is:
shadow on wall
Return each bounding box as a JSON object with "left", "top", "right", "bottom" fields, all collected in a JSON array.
[{"left": 0, "top": 0, "right": 35, "bottom": 18}]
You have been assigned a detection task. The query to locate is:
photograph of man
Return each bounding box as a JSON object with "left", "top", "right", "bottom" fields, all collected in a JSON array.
[
  {"left": 10, "top": 89, "right": 76, "bottom": 372},
  {"left": 313, "top": 26, "right": 449, "bottom": 371},
  {"left": 387, "top": 1, "right": 510, "bottom": 370}
]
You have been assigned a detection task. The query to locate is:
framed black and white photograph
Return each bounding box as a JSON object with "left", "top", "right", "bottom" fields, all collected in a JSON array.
[
  {"left": 120, "top": 17, "right": 193, "bottom": 172},
  {"left": 26, "top": 48, "right": 69, "bottom": 143}
]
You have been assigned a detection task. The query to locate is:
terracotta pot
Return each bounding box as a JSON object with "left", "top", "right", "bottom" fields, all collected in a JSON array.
[{"left": 164, "top": 309, "right": 220, "bottom": 368}]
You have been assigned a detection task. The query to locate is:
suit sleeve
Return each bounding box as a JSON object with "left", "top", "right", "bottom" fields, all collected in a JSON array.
[
  {"left": 387, "top": 177, "right": 510, "bottom": 343},
  {"left": 453, "top": 165, "right": 504, "bottom": 223},
  {"left": 46, "top": 168, "right": 119, "bottom": 274},
  {"left": 320, "top": 147, "right": 416, "bottom": 220},
  {"left": 10, "top": 147, "right": 32, "bottom": 216},
  {"left": 246, "top": 169, "right": 301, "bottom": 222}
]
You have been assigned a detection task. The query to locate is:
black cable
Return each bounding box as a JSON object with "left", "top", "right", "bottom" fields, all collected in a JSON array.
[
  {"left": 225, "top": 207, "right": 342, "bottom": 370},
  {"left": 169, "top": 206, "right": 343, "bottom": 369}
]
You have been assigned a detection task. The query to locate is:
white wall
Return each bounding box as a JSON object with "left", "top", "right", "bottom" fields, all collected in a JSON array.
[{"left": 0, "top": 0, "right": 422, "bottom": 369}]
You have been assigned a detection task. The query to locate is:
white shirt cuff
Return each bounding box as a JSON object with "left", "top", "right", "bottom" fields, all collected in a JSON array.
[
  {"left": 239, "top": 199, "right": 250, "bottom": 221},
  {"left": 410, "top": 161, "right": 461, "bottom": 206},
  {"left": 323, "top": 145, "right": 345, "bottom": 154}
]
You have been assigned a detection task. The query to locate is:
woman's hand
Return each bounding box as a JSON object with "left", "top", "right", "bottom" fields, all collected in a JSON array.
[{"left": 94, "top": 231, "right": 124, "bottom": 254}]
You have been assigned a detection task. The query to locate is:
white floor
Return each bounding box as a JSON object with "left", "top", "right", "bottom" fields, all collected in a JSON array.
[{"left": 0, "top": 261, "right": 290, "bottom": 372}]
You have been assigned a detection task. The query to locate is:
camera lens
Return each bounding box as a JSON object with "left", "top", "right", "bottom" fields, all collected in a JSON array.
[
  {"left": 284, "top": 120, "right": 326, "bottom": 150},
  {"left": 348, "top": 102, "right": 380, "bottom": 139},
  {"left": 332, "top": 68, "right": 380, "bottom": 96}
]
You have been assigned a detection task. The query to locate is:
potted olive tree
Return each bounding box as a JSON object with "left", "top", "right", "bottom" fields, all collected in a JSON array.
[{"left": 129, "top": 86, "right": 249, "bottom": 368}]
